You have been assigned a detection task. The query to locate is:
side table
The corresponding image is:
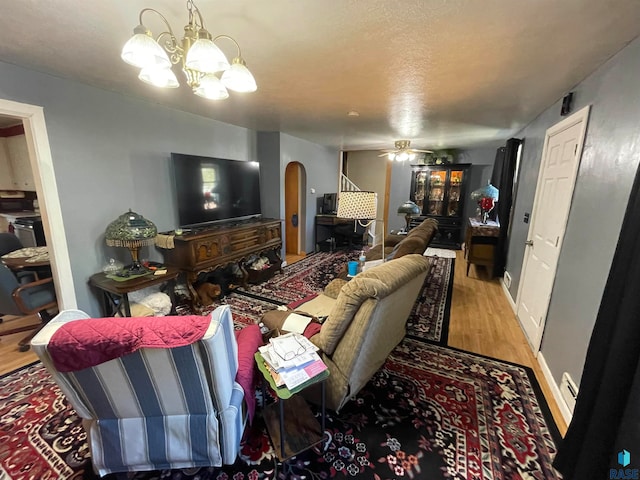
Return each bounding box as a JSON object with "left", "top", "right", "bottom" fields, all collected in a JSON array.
[
  {"left": 463, "top": 217, "right": 500, "bottom": 277},
  {"left": 254, "top": 352, "right": 329, "bottom": 463},
  {"left": 89, "top": 267, "right": 180, "bottom": 317}
]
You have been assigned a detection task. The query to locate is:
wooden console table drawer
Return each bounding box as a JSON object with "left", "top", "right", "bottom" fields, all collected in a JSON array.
[{"left": 161, "top": 218, "right": 283, "bottom": 294}]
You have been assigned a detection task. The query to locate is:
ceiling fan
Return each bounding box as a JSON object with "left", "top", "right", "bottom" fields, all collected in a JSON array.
[{"left": 378, "top": 140, "right": 433, "bottom": 161}]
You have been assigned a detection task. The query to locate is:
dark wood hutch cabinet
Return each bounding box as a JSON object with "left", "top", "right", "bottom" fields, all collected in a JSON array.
[{"left": 410, "top": 164, "right": 471, "bottom": 249}]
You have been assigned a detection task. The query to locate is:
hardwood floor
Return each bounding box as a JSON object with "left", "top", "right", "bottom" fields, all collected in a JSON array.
[
  {"left": 449, "top": 250, "right": 568, "bottom": 435},
  {"left": 0, "top": 314, "right": 40, "bottom": 375},
  {"left": 1, "top": 249, "right": 567, "bottom": 436}
]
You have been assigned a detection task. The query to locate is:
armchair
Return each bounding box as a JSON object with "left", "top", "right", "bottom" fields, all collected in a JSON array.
[
  {"left": 0, "top": 261, "right": 57, "bottom": 351},
  {"left": 31, "top": 305, "right": 255, "bottom": 477}
]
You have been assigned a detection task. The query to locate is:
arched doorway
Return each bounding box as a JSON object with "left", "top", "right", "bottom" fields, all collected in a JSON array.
[{"left": 284, "top": 161, "right": 306, "bottom": 256}]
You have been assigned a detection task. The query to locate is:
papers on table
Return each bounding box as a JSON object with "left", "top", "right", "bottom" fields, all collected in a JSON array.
[
  {"left": 282, "top": 313, "right": 313, "bottom": 334},
  {"left": 258, "top": 332, "right": 327, "bottom": 390}
]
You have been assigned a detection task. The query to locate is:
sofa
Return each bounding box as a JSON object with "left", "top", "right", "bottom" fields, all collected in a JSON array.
[
  {"left": 263, "top": 253, "right": 432, "bottom": 411},
  {"left": 366, "top": 218, "right": 438, "bottom": 261}
]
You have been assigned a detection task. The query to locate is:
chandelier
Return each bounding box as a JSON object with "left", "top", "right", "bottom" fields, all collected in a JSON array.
[{"left": 121, "top": 0, "right": 257, "bottom": 100}]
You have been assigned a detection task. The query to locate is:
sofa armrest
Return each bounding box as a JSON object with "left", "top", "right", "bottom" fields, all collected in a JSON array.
[{"left": 384, "top": 233, "right": 406, "bottom": 248}]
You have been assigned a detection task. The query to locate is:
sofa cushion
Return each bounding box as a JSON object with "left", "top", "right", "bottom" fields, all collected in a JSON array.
[
  {"left": 316, "top": 254, "right": 431, "bottom": 355},
  {"left": 393, "top": 236, "right": 427, "bottom": 258},
  {"left": 324, "top": 278, "right": 348, "bottom": 298}
]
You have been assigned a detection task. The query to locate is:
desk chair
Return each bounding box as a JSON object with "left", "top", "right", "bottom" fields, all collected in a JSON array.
[{"left": 0, "top": 262, "right": 57, "bottom": 351}]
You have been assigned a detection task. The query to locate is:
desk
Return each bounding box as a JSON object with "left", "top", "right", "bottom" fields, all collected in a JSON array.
[
  {"left": 315, "top": 214, "right": 357, "bottom": 252},
  {"left": 463, "top": 217, "right": 499, "bottom": 277},
  {"left": 89, "top": 267, "right": 180, "bottom": 317}
]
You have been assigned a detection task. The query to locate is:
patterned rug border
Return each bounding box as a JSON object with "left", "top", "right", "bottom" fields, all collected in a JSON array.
[
  {"left": 429, "top": 340, "right": 564, "bottom": 446},
  {"left": 407, "top": 256, "right": 455, "bottom": 346}
]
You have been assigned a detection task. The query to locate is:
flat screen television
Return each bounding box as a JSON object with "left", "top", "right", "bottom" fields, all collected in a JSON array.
[{"left": 171, "top": 153, "right": 262, "bottom": 228}]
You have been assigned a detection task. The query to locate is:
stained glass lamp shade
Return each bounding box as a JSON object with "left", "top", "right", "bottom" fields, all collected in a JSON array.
[{"left": 105, "top": 210, "right": 157, "bottom": 273}]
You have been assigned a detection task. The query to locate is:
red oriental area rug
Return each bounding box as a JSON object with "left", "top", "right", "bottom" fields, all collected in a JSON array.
[{"left": 0, "top": 338, "right": 561, "bottom": 479}]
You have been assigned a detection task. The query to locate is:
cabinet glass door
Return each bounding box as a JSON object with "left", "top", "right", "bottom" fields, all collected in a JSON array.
[
  {"left": 413, "top": 170, "right": 428, "bottom": 213},
  {"left": 426, "top": 169, "right": 447, "bottom": 216},
  {"left": 446, "top": 169, "right": 465, "bottom": 217}
]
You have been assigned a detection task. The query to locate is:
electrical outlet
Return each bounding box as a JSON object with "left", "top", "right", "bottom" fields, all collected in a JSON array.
[{"left": 504, "top": 271, "right": 512, "bottom": 288}]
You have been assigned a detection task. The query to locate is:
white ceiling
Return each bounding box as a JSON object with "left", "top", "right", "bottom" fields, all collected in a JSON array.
[{"left": 1, "top": 0, "right": 640, "bottom": 151}]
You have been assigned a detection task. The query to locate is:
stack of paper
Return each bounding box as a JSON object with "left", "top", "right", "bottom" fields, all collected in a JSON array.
[{"left": 258, "top": 332, "right": 327, "bottom": 390}]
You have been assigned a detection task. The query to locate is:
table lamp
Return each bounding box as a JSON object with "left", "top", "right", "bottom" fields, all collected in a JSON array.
[
  {"left": 337, "top": 191, "right": 384, "bottom": 258},
  {"left": 105, "top": 209, "right": 157, "bottom": 274},
  {"left": 397, "top": 200, "right": 421, "bottom": 233},
  {"left": 470, "top": 182, "right": 499, "bottom": 223}
]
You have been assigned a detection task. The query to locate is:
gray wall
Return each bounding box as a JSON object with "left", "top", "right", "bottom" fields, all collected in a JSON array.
[
  {"left": 257, "top": 133, "right": 339, "bottom": 254},
  {"left": 505, "top": 36, "right": 640, "bottom": 387},
  {"left": 0, "top": 61, "right": 335, "bottom": 314}
]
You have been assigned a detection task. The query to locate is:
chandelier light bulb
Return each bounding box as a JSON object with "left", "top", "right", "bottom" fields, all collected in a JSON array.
[{"left": 396, "top": 151, "right": 409, "bottom": 162}]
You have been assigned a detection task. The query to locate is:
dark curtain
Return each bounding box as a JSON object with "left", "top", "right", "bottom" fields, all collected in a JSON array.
[
  {"left": 490, "top": 138, "right": 521, "bottom": 277},
  {"left": 553, "top": 164, "right": 640, "bottom": 478}
]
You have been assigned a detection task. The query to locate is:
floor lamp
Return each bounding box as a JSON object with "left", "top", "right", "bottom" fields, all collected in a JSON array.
[{"left": 336, "top": 191, "right": 384, "bottom": 259}]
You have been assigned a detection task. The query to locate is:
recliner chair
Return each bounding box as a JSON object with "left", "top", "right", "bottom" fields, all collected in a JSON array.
[{"left": 31, "top": 306, "right": 252, "bottom": 477}]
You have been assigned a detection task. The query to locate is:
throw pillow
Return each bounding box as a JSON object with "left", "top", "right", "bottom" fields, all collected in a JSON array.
[{"left": 324, "top": 278, "right": 347, "bottom": 299}]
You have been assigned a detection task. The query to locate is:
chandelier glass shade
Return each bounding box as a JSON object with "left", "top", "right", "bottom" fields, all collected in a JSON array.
[{"left": 121, "top": 0, "right": 257, "bottom": 100}]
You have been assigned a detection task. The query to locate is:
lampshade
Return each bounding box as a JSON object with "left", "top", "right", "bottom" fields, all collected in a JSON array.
[
  {"left": 397, "top": 200, "right": 421, "bottom": 216},
  {"left": 105, "top": 210, "right": 157, "bottom": 273},
  {"left": 337, "top": 191, "right": 377, "bottom": 220},
  {"left": 221, "top": 57, "right": 258, "bottom": 93},
  {"left": 185, "top": 35, "right": 230, "bottom": 73},
  {"left": 121, "top": 27, "right": 171, "bottom": 69},
  {"left": 138, "top": 66, "right": 179, "bottom": 88},
  {"left": 194, "top": 74, "right": 229, "bottom": 100},
  {"left": 470, "top": 182, "right": 499, "bottom": 201}
]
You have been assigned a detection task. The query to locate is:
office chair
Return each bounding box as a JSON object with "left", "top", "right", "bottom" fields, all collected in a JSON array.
[{"left": 0, "top": 262, "right": 57, "bottom": 351}]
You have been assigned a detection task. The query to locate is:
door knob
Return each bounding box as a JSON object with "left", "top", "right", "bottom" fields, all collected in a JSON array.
[
  {"left": 291, "top": 214, "right": 298, "bottom": 227},
  {"left": 525, "top": 240, "right": 533, "bottom": 246}
]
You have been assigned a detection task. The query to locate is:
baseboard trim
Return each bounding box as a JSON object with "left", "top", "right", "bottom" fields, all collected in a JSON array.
[
  {"left": 537, "top": 352, "right": 573, "bottom": 425},
  {"left": 501, "top": 278, "right": 517, "bottom": 313}
]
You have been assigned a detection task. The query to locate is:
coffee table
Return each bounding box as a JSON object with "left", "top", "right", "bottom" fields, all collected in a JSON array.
[{"left": 254, "top": 352, "right": 329, "bottom": 463}]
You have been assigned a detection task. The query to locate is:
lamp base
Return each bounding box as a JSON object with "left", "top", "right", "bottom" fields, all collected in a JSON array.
[{"left": 126, "top": 261, "right": 149, "bottom": 275}]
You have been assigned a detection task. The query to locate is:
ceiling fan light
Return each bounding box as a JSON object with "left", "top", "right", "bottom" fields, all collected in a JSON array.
[
  {"left": 396, "top": 151, "right": 410, "bottom": 162},
  {"left": 388, "top": 153, "right": 396, "bottom": 161},
  {"left": 138, "top": 66, "right": 179, "bottom": 88},
  {"left": 121, "top": 27, "right": 171, "bottom": 69},
  {"left": 194, "top": 74, "right": 229, "bottom": 100},
  {"left": 221, "top": 57, "right": 257, "bottom": 92},
  {"left": 185, "top": 34, "right": 230, "bottom": 73},
  {"left": 409, "top": 152, "right": 416, "bottom": 161}
]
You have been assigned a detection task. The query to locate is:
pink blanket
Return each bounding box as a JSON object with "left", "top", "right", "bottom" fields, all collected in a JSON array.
[{"left": 49, "top": 315, "right": 210, "bottom": 373}]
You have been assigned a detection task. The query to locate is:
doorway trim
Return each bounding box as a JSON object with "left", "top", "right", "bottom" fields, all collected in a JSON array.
[
  {"left": 0, "top": 99, "right": 76, "bottom": 309},
  {"left": 515, "top": 105, "right": 590, "bottom": 354}
]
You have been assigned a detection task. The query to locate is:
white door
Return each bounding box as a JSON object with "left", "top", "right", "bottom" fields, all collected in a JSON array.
[{"left": 516, "top": 106, "right": 590, "bottom": 352}]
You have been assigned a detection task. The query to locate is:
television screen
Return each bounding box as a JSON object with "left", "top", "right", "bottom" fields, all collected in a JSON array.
[{"left": 171, "top": 153, "right": 262, "bottom": 227}]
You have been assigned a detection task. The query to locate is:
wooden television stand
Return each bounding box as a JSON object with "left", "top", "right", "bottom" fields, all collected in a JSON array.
[{"left": 161, "top": 217, "right": 283, "bottom": 299}]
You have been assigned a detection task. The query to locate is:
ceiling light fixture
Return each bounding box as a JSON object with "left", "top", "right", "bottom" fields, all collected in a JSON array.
[
  {"left": 378, "top": 140, "right": 432, "bottom": 162},
  {"left": 121, "top": 0, "right": 257, "bottom": 100}
]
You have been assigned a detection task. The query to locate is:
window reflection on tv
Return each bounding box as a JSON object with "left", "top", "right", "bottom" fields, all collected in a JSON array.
[{"left": 171, "top": 153, "right": 262, "bottom": 227}]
